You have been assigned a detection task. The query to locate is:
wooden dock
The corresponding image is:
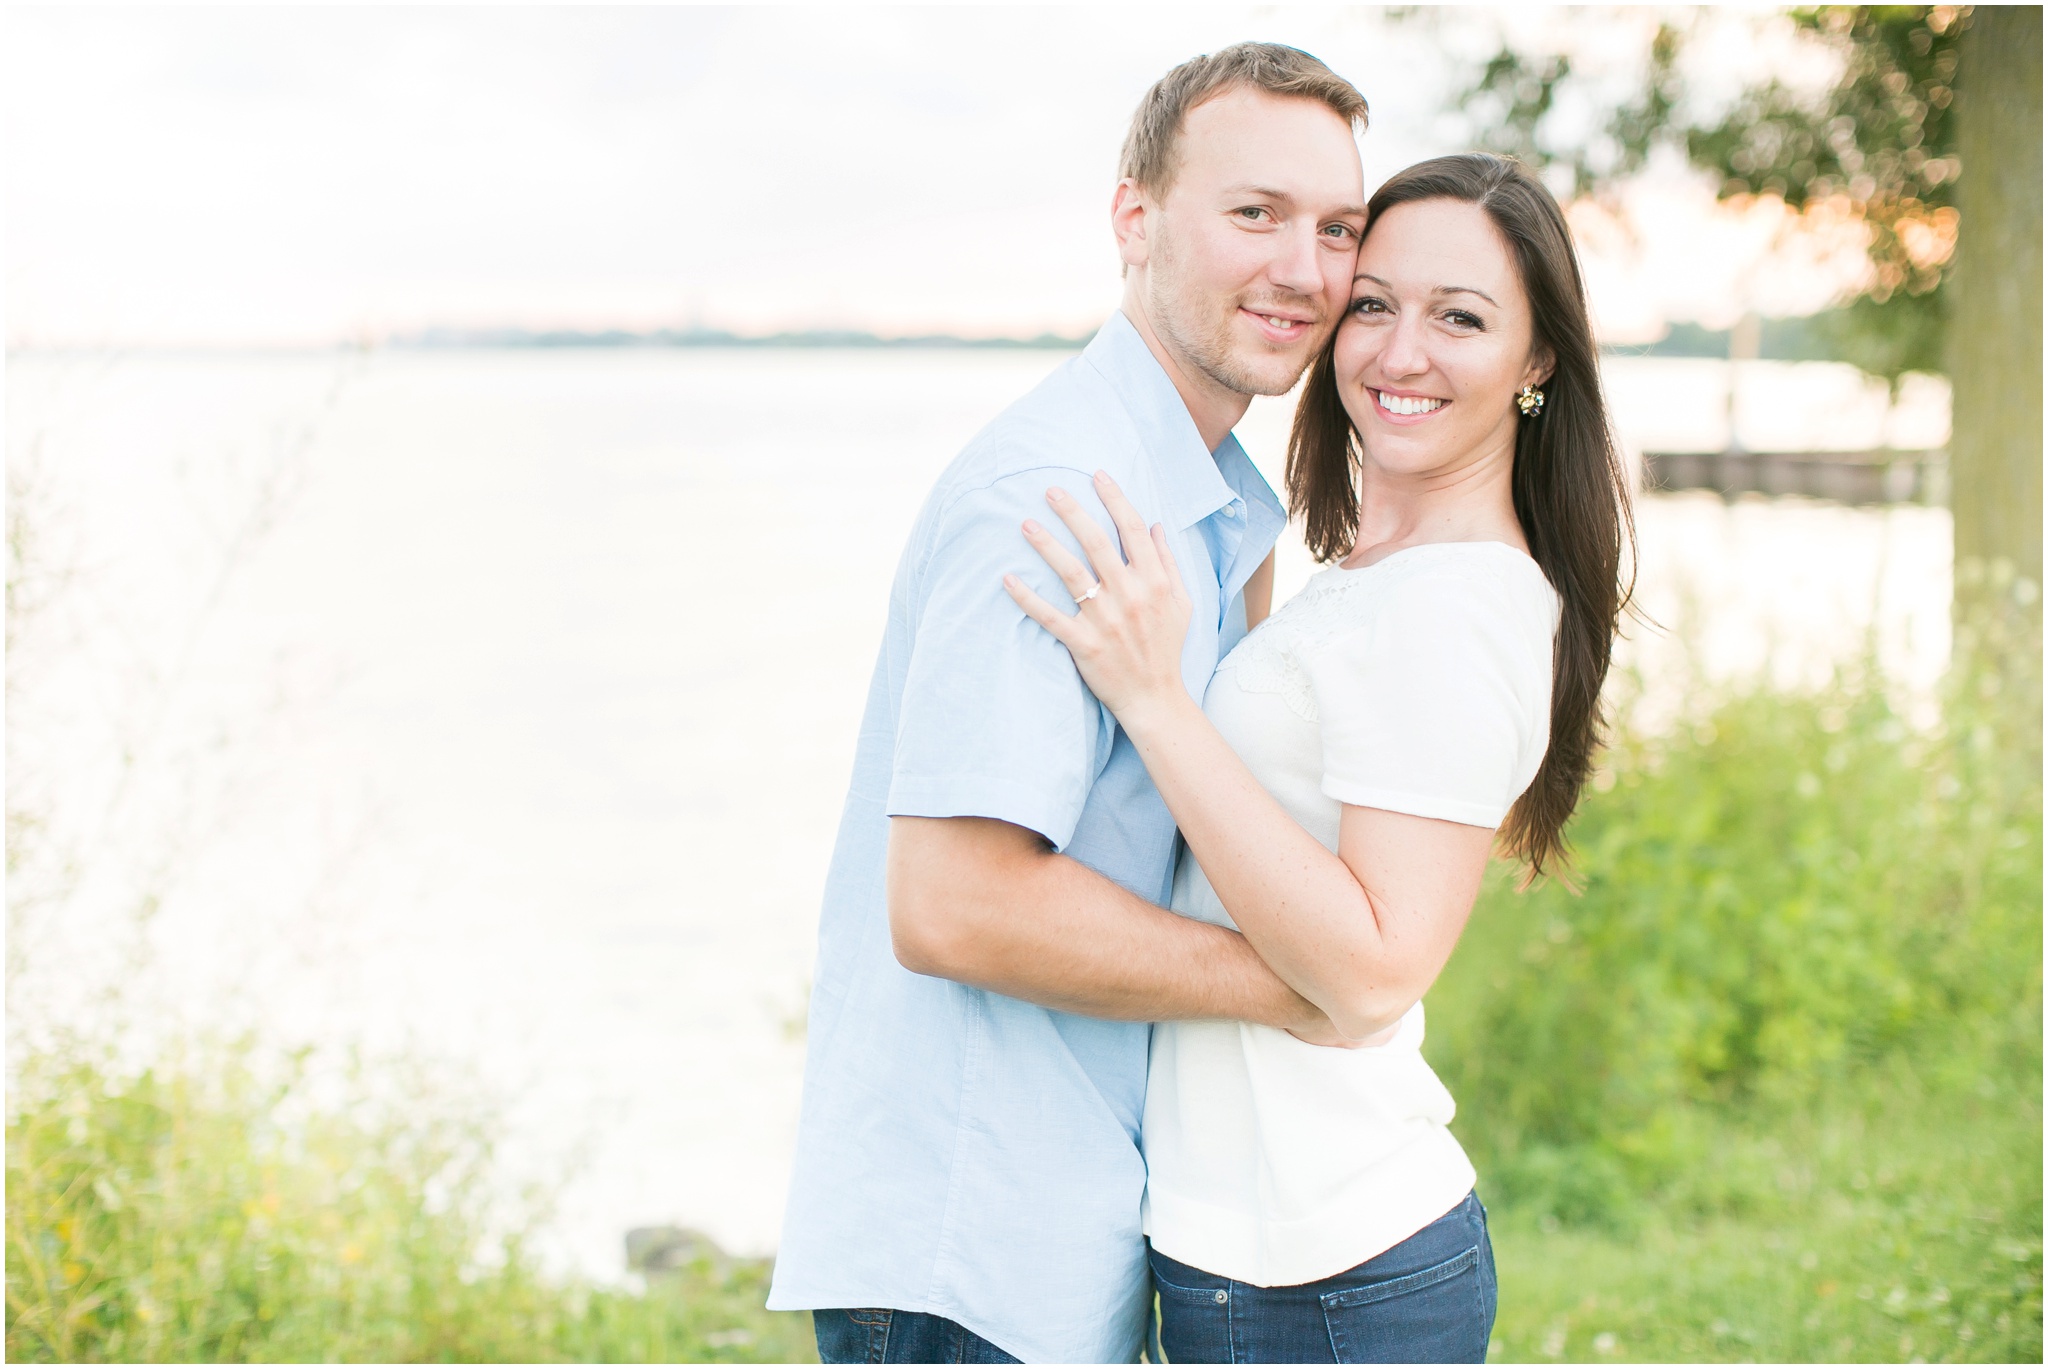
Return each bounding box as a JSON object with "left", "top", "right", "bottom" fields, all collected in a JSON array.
[{"left": 1641, "top": 449, "right": 1948, "bottom": 506}]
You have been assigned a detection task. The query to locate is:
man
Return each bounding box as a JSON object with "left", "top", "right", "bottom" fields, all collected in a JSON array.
[{"left": 767, "top": 44, "right": 1370, "bottom": 1364}]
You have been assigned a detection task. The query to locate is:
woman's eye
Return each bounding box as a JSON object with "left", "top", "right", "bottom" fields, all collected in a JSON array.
[
  {"left": 1349, "top": 297, "right": 1389, "bottom": 315},
  {"left": 1444, "top": 310, "right": 1485, "bottom": 330}
]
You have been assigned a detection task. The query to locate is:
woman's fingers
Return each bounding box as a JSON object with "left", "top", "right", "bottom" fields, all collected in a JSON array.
[
  {"left": 1002, "top": 574, "right": 1079, "bottom": 646},
  {"left": 1020, "top": 515, "right": 1100, "bottom": 603},
  {"left": 1044, "top": 486, "right": 1125, "bottom": 579},
  {"left": 1150, "top": 523, "right": 1189, "bottom": 602},
  {"left": 1091, "top": 471, "right": 1158, "bottom": 575}
]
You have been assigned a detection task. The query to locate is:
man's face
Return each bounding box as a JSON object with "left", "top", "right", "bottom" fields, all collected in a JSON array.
[{"left": 1132, "top": 87, "right": 1366, "bottom": 398}]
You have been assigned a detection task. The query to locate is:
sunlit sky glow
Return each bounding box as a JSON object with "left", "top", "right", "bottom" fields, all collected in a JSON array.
[{"left": 5, "top": 5, "right": 1868, "bottom": 348}]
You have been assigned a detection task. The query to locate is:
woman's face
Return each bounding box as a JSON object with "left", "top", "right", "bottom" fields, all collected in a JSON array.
[{"left": 1332, "top": 197, "right": 1550, "bottom": 481}]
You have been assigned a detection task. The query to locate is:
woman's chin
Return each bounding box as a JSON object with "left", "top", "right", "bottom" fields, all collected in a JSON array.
[{"left": 1356, "top": 430, "right": 1451, "bottom": 473}]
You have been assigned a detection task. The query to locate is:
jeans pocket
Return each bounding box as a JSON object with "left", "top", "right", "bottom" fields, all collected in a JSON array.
[
  {"left": 1149, "top": 1260, "right": 1233, "bottom": 1364},
  {"left": 816, "top": 1308, "right": 893, "bottom": 1364},
  {"left": 1320, "top": 1246, "right": 1489, "bottom": 1364}
]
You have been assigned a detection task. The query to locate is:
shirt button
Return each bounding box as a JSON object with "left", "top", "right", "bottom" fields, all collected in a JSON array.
[
  {"left": 1213, "top": 1290, "right": 1229, "bottom": 1304},
  {"left": 1221, "top": 502, "right": 1240, "bottom": 519}
]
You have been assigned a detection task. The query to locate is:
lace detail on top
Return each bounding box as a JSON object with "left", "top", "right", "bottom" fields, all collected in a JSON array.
[{"left": 1218, "top": 544, "right": 1535, "bottom": 723}]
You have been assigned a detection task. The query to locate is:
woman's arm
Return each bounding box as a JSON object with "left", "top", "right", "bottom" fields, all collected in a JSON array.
[
  {"left": 1003, "top": 473, "right": 1491, "bottom": 1041},
  {"left": 1111, "top": 689, "right": 1490, "bottom": 1040},
  {"left": 1244, "top": 551, "right": 1276, "bottom": 630}
]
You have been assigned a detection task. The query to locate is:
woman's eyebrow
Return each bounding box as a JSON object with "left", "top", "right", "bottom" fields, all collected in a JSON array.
[{"left": 1352, "top": 272, "right": 1498, "bottom": 306}]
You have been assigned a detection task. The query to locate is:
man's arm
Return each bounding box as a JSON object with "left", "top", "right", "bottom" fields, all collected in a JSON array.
[{"left": 887, "top": 814, "right": 1334, "bottom": 1034}]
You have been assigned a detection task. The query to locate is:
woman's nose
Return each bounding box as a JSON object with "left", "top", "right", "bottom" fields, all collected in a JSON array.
[{"left": 1379, "top": 316, "right": 1430, "bottom": 378}]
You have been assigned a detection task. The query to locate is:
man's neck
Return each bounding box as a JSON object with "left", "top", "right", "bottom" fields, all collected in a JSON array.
[{"left": 1118, "top": 290, "right": 1251, "bottom": 454}]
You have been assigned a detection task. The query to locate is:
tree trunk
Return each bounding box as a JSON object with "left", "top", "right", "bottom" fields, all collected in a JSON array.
[{"left": 1948, "top": 5, "right": 2043, "bottom": 598}]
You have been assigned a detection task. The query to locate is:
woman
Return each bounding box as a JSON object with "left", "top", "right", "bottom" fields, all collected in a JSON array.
[{"left": 1003, "top": 153, "right": 1632, "bottom": 1363}]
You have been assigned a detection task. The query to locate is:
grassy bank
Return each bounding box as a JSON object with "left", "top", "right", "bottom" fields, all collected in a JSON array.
[
  {"left": 8, "top": 602, "right": 2038, "bottom": 1362},
  {"left": 1483, "top": 1080, "right": 2040, "bottom": 1361}
]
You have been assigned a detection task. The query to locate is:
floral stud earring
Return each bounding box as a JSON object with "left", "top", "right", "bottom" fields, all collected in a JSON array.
[{"left": 1516, "top": 384, "right": 1547, "bottom": 417}]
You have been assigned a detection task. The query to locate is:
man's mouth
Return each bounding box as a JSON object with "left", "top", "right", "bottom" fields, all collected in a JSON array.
[
  {"left": 1373, "top": 389, "right": 1448, "bottom": 417},
  {"left": 1241, "top": 307, "right": 1316, "bottom": 342}
]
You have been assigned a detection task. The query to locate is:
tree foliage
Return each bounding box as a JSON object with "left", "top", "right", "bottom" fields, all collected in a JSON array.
[{"left": 1458, "top": 6, "right": 1973, "bottom": 378}]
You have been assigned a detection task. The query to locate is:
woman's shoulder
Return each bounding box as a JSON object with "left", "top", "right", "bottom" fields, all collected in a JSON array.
[
  {"left": 1253, "top": 545, "right": 1553, "bottom": 717},
  {"left": 1301, "top": 544, "right": 1558, "bottom": 718},
  {"left": 1293, "top": 541, "right": 1556, "bottom": 632}
]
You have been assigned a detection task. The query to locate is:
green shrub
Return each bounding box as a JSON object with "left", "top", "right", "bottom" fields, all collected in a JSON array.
[{"left": 1431, "top": 601, "right": 2041, "bottom": 1219}]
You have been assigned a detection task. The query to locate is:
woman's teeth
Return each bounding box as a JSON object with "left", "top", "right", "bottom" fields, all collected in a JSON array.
[{"left": 1376, "top": 391, "right": 1446, "bottom": 416}]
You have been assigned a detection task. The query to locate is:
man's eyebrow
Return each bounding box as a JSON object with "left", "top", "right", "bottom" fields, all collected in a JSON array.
[
  {"left": 1222, "top": 185, "right": 1369, "bottom": 220},
  {"left": 1221, "top": 183, "right": 1297, "bottom": 203},
  {"left": 1352, "top": 272, "right": 1498, "bottom": 305}
]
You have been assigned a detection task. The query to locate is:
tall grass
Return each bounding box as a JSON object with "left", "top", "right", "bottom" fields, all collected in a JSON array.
[
  {"left": 1429, "top": 586, "right": 2043, "bottom": 1361},
  {"left": 4, "top": 1037, "right": 816, "bottom": 1362}
]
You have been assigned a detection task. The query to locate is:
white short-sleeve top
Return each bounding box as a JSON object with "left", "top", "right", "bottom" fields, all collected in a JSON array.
[{"left": 1142, "top": 540, "right": 1560, "bottom": 1288}]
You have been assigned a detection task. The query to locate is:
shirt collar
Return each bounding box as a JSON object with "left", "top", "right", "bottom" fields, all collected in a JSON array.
[
  {"left": 1081, "top": 310, "right": 1253, "bottom": 533},
  {"left": 1213, "top": 431, "right": 1288, "bottom": 552}
]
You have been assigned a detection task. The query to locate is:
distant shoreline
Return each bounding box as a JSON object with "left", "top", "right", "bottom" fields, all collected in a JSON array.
[
  {"left": 395, "top": 319, "right": 1830, "bottom": 358},
  {"left": 4, "top": 329, "right": 1099, "bottom": 358},
  {"left": 397, "top": 326, "right": 1099, "bottom": 351}
]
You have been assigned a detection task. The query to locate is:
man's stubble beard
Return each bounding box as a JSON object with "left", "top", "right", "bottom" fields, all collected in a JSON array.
[{"left": 1145, "top": 221, "right": 1326, "bottom": 401}]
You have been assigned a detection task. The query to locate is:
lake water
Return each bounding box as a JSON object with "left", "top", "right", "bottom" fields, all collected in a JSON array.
[{"left": 5, "top": 347, "right": 1951, "bottom": 1277}]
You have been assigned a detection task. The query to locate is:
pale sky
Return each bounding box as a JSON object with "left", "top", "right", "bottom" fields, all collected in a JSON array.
[{"left": 4, "top": 5, "right": 1865, "bottom": 348}]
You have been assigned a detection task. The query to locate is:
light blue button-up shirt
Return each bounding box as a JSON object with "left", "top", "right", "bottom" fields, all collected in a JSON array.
[{"left": 766, "top": 312, "right": 1286, "bottom": 1364}]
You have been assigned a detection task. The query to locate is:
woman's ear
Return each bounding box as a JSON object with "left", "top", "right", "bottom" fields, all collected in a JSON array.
[{"left": 1522, "top": 345, "right": 1556, "bottom": 391}]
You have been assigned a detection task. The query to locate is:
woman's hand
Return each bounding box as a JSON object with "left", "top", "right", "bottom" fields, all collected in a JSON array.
[{"left": 1003, "top": 470, "right": 1193, "bottom": 728}]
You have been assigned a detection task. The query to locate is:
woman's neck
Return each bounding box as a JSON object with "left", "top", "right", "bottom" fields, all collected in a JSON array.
[{"left": 1339, "top": 438, "right": 1526, "bottom": 570}]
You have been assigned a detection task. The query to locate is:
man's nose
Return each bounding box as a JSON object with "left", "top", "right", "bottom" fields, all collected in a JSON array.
[{"left": 1266, "top": 222, "right": 1324, "bottom": 299}]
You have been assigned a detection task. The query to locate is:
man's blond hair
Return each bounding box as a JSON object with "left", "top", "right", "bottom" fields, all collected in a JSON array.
[{"left": 1119, "top": 43, "right": 1369, "bottom": 194}]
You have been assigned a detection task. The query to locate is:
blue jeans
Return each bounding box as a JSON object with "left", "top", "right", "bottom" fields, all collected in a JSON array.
[
  {"left": 813, "top": 1308, "right": 1021, "bottom": 1364},
  {"left": 1148, "top": 1191, "right": 1497, "bottom": 1363}
]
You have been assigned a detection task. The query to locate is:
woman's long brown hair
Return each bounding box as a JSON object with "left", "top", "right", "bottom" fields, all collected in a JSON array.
[{"left": 1285, "top": 153, "right": 1635, "bottom": 878}]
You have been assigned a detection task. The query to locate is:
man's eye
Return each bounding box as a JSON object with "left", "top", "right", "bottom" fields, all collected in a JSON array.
[
  {"left": 1320, "top": 223, "right": 1357, "bottom": 239},
  {"left": 1236, "top": 207, "right": 1272, "bottom": 221}
]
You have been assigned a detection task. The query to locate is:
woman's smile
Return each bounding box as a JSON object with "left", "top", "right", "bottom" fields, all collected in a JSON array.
[{"left": 1370, "top": 388, "right": 1449, "bottom": 421}]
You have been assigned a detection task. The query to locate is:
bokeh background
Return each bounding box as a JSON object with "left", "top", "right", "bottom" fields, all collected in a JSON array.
[{"left": 5, "top": 6, "right": 2040, "bottom": 1363}]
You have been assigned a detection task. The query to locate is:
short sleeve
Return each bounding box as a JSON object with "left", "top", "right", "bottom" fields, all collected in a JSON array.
[
  {"left": 884, "top": 470, "right": 1118, "bottom": 851},
  {"left": 1306, "top": 567, "right": 1553, "bottom": 828}
]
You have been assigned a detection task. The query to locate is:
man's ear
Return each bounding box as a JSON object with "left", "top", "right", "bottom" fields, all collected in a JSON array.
[{"left": 1111, "top": 178, "right": 1151, "bottom": 272}]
